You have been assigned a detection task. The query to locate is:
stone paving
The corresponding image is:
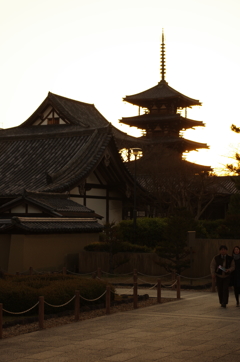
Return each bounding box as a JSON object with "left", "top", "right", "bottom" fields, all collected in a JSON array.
[{"left": 1, "top": 288, "right": 240, "bottom": 361}]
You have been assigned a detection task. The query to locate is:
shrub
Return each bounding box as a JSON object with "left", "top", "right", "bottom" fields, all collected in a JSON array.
[
  {"left": 118, "top": 218, "right": 168, "bottom": 248},
  {"left": 196, "top": 219, "right": 226, "bottom": 239},
  {"left": 0, "top": 274, "right": 113, "bottom": 315}
]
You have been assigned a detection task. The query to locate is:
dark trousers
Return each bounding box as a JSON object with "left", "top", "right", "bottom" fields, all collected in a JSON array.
[{"left": 216, "top": 276, "right": 230, "bottom": 305}]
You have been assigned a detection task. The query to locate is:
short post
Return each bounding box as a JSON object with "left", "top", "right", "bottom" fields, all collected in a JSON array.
[
  {"left": 63, "top": 267, "right": 67, "bottom": 275},
  {"left": 106, "top": 285, "right": 111, "bottom": 315},
  {"left": 97, "top": 267, "right": 102, "bottom": 278},
  {"left": 133, "top": 273, "right": 138, "bottom": 283},
  {"left": 133, "top": 282, "right": 138, "bottom": 309},
  {"left": 75, "top": 290, "right": 80, "bottom": 321},
  {"left": 92, "top": 272, "right": 97, "bottom": 279},
  {"left": 157, "top": 279, "right": 161, "bottom": 303},
  {"left": 212, "top": 276, "right": 216, "bottom": 293},
  {"left": 0, "top": 303, "right": 2, "bottom": 339},
  {"left": 38, "top": 296, "right": 44, "bottom": 329},
  {"left": 172, "top": 271, "right": 176, "bottom": 289},
  {"left": 177, "top": 276, "right": 181, "bottom": 299},
  {"left": 29, "top": 266, "right": 33, "bottom": 275}
]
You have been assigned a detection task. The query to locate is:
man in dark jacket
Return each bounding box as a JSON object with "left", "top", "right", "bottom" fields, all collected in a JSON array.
[{"left": 210, "top": 245, "right": 235, "bottom": 308}]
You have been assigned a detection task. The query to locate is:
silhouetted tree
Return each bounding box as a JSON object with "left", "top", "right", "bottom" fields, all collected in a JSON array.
[{"left": 155, "top": 209, "right": 195, "bottom": 274}]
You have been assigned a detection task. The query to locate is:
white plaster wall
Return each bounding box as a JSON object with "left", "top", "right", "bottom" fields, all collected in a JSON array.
[
  {"left": 109, "top": 199, "right": 122, "bottom": 224},
  {"left": 86, "top": 199, "right": 106, "bottom": 224},
  {"left": 32, "top": 107, "right": 66, "bottom": 125},
  {"left": 11, "top": 205, "right": 25, "bottom": 213}
]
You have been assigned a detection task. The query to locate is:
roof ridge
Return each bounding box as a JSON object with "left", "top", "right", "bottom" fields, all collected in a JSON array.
[{"left": 48, "top": 92, "right": 95, "bottom": 106}]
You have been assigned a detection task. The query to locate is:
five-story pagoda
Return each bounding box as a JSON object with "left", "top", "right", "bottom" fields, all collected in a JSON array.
[{"left": 120, "top": 31, "right": 211, "bottom": 174}]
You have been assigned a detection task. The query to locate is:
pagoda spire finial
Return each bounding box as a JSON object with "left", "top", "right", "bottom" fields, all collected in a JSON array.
[{"left": 160, "top": 29, "right": 166, "bottom": 82}]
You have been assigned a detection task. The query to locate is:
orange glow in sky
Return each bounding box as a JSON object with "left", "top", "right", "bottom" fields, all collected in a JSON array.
[{"left": 1, "top": 0, "right": 240, "bottom": 175}]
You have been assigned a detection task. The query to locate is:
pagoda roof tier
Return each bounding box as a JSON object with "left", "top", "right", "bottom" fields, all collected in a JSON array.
[
  {"left": 120, "top": 113, "right": 204, "bottom": 130},
  {"left": 140, "top": 136, "right": 209, "bottom": 153},
  {"left": 136, "top": 159, "right": 212, "bottom": 178},
  {"left": 114, "top": 133, "right": 209, "bottom": 152},
  {"left": 123, "top": 80, "right": 201, "bottom": 108}
]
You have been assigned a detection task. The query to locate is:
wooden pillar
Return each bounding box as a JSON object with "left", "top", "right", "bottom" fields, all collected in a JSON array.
[
  {"left": 133, "top": 269, "right": 137, "bottom": 282},
  {"left": 38, "top": 296, "right": 44, "bottom": 329},
  {"left": 133, "top": 282, "right": 138, "bottom": 309},
  {"left": 177, "top": 276, "right": 181, "bottom": 299},
  {"left": 157, "top": 279, "right": 161, "bottom": 303},
  {"left": 172, "top": 271, "right": 176, "bottom": 288},
  {"left": 75, "top": 290, "right": 80, "bottom": 321},
  {"left": 106, "top": 285, "right": 111, "bottom": 315}
]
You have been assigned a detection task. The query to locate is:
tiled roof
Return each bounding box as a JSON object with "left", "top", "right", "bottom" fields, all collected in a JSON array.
[
  {"left": 123, "top": 80, "right": 201, "bottom": 108},
  {"left": 0, "top": 217, "right": 103, "bottom": 234},
  {"left": 20, "top": 92, "right": 109, "bottom": 128},
  {"left": 213, "top": 176, "right": 240, "bottom": 195},
  {"left": 0, "top": 192, "right": 103, "bottom": 218},
  {"left": 26, "top": 193, "right": 94, "bottom": 213},
  {"left": 0, "top": 126, "right": 112, "bottom": 195}
]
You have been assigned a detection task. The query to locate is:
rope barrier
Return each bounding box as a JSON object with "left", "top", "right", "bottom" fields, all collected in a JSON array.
[
  {"left": 161, "top": 280, "right": 177, "bottom": 288},
  {"left": 137, "top": 277, "right": 156, "bottom": 285},
  {"left": 177, "top": 274, "right": 211, "bottom": 280},
  {"left": 11, "top": 267, "right": 212, "bottom": 281},
  {"left": 79, "top": 290, "right": 107, "bottom": 302},
  {"left": 149, "top": 282, "right": 158, "bottom": 290},
  {"left": 101, "top": 270, "right": 133, "bottom": 276},
  {"left": 2, "top": 301, "right": 39, "bottom": 315},
  {"left": 96, "top": 276, "right": 134, "bottom": 284},
  {"left": 67, "top": 270, "right": 96, "bottom": 276},
  {"left": 137, "top": 272, "right": 172, "bottom": 278},
  {"left": 44, "top": 295, "right": 76, "bottom": 308}
]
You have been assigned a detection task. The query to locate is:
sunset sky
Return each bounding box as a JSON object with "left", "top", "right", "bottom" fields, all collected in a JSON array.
[{"left": 1, "top": 0, "right": 240, "bottom": 174}]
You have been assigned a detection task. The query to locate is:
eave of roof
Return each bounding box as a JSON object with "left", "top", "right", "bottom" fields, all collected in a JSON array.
[
  {"left": 0, "top": 217, "right": 103, "bottom": 234},
  {"left": 0, "top": 191, "right": 103, "bottom": 219},
  {"left": 120, "top": 114, "right": 205, "bottom": 129},
  {"left": 123, "top": 80, "right": 201, "bottom": 108}
]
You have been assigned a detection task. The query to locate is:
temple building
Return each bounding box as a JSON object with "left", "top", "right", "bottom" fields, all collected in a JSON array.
[
  {"left": 0, "top": 93, "right": 151, "bottom": 273},
  {"left": 120, "top": 31, "right": 211, "bottom": 175}
]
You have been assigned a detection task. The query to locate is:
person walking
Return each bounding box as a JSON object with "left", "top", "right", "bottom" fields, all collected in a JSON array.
[
  {"left": 231, "top": 246, "right": 240, "bottom": 307},
  {"left": 210, "top": 245, "right": 235, "bottom": 308}
]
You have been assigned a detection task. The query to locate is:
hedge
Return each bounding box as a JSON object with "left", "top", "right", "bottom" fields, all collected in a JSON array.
[{"left": 0, "top": 274, "right": 114, "bottom": 315}]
